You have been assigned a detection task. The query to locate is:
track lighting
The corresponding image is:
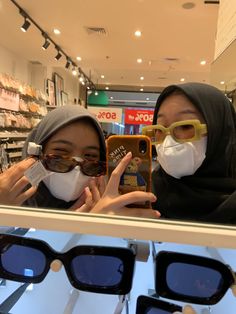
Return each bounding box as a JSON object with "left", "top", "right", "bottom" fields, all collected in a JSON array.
[
  {"left": 21, "top": 18, "right": 31, "bottom": 32},
  {"left": 12, "top": 1, "right": 95, "bottom": 88},
  {"left": 55, "top": 49, "right": 62, "bottom": 61},
  {"left": 42, "top": 37, "right": 50, "bottom": 50}
]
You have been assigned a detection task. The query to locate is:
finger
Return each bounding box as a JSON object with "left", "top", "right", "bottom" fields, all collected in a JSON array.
[
  {"left": 9, "top": 176, "right": 32, "bottom": 198},
  {"left": 105, "top": 152, "right": 132, "bottom": 194},
  {"left": 15, "top": 186, "right": 37, "bottom": 205},
  {"left": 69, "top": 190, "right": 87, "bottom": 210},
  {"left": 107, "top": 191, "right": 157, "bottom": 209},
  {"left": 75, "top": 188, "right": 93, "bottom": 212},
  {"left": 96, "top": 176, "right": 106, "bottom": 196},
  {"left": 5, "top": 158, "right": 36, "bottom": 185},
  {"left": 89, "top": 179, "right": 101, "bottom": 203}
]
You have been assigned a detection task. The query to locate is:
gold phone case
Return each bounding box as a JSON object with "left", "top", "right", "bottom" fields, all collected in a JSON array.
[{"left": 106, "top": 135, "right": 152, "bottom": 208}]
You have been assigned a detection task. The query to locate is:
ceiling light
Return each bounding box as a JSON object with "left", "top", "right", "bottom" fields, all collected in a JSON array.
[
  {"left": 105, "top": 86, "right": 109, "bottom": 90},
  {"left": 87, "top": 86, "right": 90, "bottom": 90},
  {"left": 110, "top": 96, "right": 113, "bottom": 100},
  {"left": 101, "top": 75, "right": 105, "bottom": 79},
  {"left": 146, "top": 97, "right": 150, "bottom": 100},
  {"left": 82, "top": 81, "right": 85, "bottom": 85},
  {"left": 42, "top": 37, "right": 50, "bottom": 50},
  {"left": 137, "top": 58, "right": 142, "bottom": 63},
  {"left": 180, "top": 78, "right": 185, "bottom": 82},
  {"left": 140, "top": 76, "right": 144, "bottom": 80},
  {"left": 53, "top": 28, "right": 61, "bottom": 35},
  {"left": 140, "top": 88, "right": 144, "bottom": 91},
  {"left": 95, "top": 91, "right": 98, "bottom": 96},
  {"left": 134, "top": 30, "right": 142, "bottom": 37},
  {"left": 72, "top": 67, "right": 77, "bottom": 76},
  {"left": 220, "top": 81, "right": 225, "bottom": 85},
  {"left": 55, "top": 50, "right": 62, "bottom": 61},
  {"left": 200, "top": 60, "right": 207, "bottom": 65},
  {"left": 76, "top": 56, "right": 82, "bottom": 61},
  {"left": 79, "top": 76, "right": 84, "bottom": 82},
  {"left": 21, "top": 18, "right": 31, "bottom": 32}
]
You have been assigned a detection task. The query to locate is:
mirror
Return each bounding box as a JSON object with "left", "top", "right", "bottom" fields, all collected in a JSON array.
[{"left": 1, "top": 1, "right": 236, "bottom": 228}]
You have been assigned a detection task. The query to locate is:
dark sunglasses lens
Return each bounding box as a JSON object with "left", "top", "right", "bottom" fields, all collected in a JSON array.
[
  {"left": 44, "top": 157, "right": 74, "bottom": 173},
  {"left": 1, "top": 244, "right": 47, "bottom": 277},
  {"left": 71, "top": 255, "right": 124, "bottom": 287},
  {"left": 145, "top": 308, "right": 172, "bottom": 314},
  {"left": 166, "top": 262, "right": 223, "bottom": 298},
  {"left": 81, "top": 161, "right": 106, "bottom": 176}
]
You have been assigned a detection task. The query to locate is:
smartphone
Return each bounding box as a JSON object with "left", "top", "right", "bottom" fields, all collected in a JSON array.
[{"left": 106, "top": 135, "right": 152, "bottom": 208}]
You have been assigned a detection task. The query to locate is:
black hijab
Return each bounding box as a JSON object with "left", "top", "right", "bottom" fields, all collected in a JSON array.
[
  {"left": 151, "top": 82, "right": 236, "bottom": 224},
  {"left": 22, "top": 105, "right": 106, "bottom": 210}
]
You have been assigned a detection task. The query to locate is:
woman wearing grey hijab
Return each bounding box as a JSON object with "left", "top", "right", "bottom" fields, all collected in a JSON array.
[{"left": 22, "top": 105, "right": 106, "bottom": 210}]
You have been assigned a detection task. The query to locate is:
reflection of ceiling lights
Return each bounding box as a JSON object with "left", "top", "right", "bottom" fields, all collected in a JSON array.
[
  {"left": 53, "top": 28, "right": 61, "bottom": 35},
  {"left": 140, "top": 76, "right": 144, "bottom": 80},
  {"left": 200, "top": 60, "right": 207, "bottom": 65},
  {"left": 101, "top": 75, "right": 105, "bottom": 79},
  {"left": 220, "top": 81, "right": 225, "bottom": 85},
  {"left": 140, "top": 88, "right": 144, "bottom": 91},
  {"left": 76, "top": 56, "right": 82, "bottom": 61},
  {"left": 137, "top": 58, "right": 142, "bottom": 63},
  {"left": 134, "top": 30, "right": 142, "bottom": 37},
  {"left": 180, "top": 78, "right": 185, "bottom": 82},
  {"left": 105, "top": 86, "right": 109, "bottom": 90}
]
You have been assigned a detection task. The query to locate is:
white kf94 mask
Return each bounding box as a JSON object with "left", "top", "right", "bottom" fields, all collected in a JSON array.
[
  {"left": 155, "top": 135, "right": 207, "bottom": 179},
  {"left": 43, "top": 166, "right": 91, "bottom": 202}
]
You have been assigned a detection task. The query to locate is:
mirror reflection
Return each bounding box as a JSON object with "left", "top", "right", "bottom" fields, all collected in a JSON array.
[{"left": 1, "top": 1, "right": 236, "bottom": 227}]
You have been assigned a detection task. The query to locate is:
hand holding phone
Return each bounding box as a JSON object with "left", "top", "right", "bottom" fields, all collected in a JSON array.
[{"left": 106, "top": 135, "right": 152, "bottom": 208}]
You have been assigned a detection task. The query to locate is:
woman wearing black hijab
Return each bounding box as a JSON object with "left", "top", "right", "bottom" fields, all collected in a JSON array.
[{"left": 150, "top": 82, "right": 236, "bottom": 224}]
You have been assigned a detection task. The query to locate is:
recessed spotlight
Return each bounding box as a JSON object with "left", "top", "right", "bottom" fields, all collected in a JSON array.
[
  {"left": 140, "top": 88, "right": 144, "bottom": 91},
  {"left": 134, "top": 30, "right": 142, "bottom": 37},
  {"left": 200, "top": 60, "right": 207, "bottom": 65},
  {"left": 140, "top": 76, "right": 144, "bottom": 80},
  {"left": 105, "top": 86, "right": 109, "bottom": 90},
  {"left": 72, "top": 68, "right": 77, "bottom": 76},
  {"left": 101, "top": 75, "right": 105, "bottom": 79},
  {"left": 76, "top": 56, "right": 82, "bottom": 61},
  {"left": 53, "top": 28, "right": 61, "bottom": 35},
  {"left": 220, "top": 81, "right": 225, "bottom": 85},
  {"left": 180, "top": 78, "right": 185, "bottom": 82},
  {"left": 137, "top": 58, "right": 142, "bottom": 63}
]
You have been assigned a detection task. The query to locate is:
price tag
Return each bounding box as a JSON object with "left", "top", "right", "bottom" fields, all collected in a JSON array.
[{"left": 24, "top": 161, "right": 50, "bottom": 186}]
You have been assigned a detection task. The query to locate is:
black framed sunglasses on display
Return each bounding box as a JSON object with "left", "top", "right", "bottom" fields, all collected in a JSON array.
[
  {"left": 41, "top": 154, "right": 107, "bottom": 177},
  {"left": 155, "top": 251, "right": 236, "bottom": 305},
  {"left": 135, "top": 295, "right": 183, "bottom": 314},
  {"left": 0, "top": 234, "right": 135, "bottom": 295}
]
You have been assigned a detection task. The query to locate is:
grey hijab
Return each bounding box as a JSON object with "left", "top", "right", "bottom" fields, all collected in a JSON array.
[{"left": 23, "top": 104, "right": 106, "bottom": 209}]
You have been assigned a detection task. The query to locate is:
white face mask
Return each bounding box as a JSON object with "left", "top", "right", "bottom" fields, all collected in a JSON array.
[
  {"left": 43, "top": 166, "right": 91, "bottom": 202},
  {"left": 155, "top": 135, "right": 207, "bottom": 179}
]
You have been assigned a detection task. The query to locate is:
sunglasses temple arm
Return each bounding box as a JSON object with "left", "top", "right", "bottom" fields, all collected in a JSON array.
[
  {"left": 0, "top": 283, "right": 30, "bottom": 313},
  {"left": 113, "top": 295, "right": 128, "bottom": 314}
]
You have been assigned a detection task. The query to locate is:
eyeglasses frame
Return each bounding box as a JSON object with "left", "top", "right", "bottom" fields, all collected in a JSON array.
[
  {"left": 142, "top": 119, "right": 207, "bottom": 144},
  {"left": 135, "top": 295, "right": 182, "bottom": 314},
  {"left": 0, "top": 234, "right": 135, "bottom": 295},
  {"left": 155, "top": 251, "right": 235, "bottom": 305},
  {"left": 40, "top": 154, "right": 107, "bottom": 176}
]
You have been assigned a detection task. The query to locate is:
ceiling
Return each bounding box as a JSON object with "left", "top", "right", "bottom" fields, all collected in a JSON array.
[{"left": 0, "top": 0, "right": 225, "bottom": 92}]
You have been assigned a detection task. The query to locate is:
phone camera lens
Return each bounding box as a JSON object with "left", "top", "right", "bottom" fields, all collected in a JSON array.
[{"left": 139, "top": 140, "right": 147, "bottom": 154}]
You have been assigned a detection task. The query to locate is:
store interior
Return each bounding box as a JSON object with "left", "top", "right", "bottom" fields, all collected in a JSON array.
[{"left": 1, "top": 0, "right": 236, "bottom": 313}]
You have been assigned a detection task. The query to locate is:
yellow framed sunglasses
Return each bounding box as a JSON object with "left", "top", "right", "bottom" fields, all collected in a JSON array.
[{"left": 142, "top": 119, "right": 207, "bottom": 144}]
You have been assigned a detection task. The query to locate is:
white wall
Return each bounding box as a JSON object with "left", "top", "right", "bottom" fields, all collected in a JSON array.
[{"left": 0, "top": 44, "right": 80, "bottom": 103}]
